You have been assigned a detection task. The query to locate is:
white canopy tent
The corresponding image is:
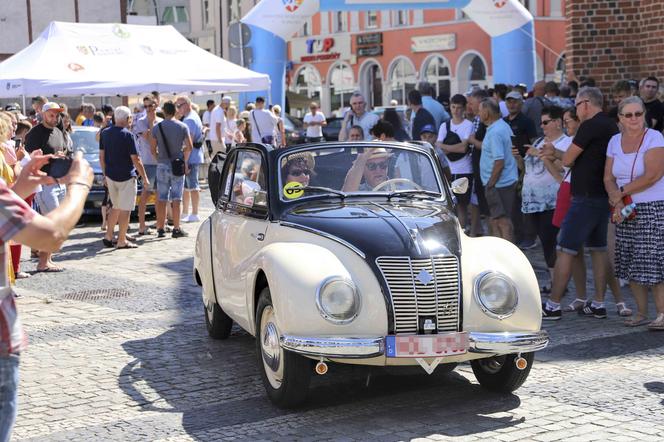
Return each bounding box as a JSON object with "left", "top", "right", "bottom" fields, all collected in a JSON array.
[{"left": 0, "top": 21, "right": 270, "bottom": 98}]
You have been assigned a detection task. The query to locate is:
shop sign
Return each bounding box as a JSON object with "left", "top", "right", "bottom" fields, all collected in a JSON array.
[
  {"left": 291, "top": 34, "right": 351, "bottom": 63},
  {"left": 357, "top": 45, "right": 383, "bottom": 58},
  {"left": 411, "top": 34, "right": 456, "bottom": 53},
  {"left": 356, "top": 33, "right": 382, "bottom": 46}
]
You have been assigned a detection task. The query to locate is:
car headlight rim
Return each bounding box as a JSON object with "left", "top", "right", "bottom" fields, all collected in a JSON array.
[
  {"left": 316, "top": 276, "right": 360, "bottom": 325},
  {"left": 473, "top": 271, "right": 519, "bottom": 319}
]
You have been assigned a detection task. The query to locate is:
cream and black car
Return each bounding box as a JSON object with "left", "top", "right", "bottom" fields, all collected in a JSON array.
[{"left": 194, "top": 141, "right": 549, "bottom": 407}]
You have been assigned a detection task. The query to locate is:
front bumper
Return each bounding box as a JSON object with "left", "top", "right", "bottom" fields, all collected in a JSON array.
[{"left": 280, "top": 330, "right": 549, "bottom": 359}]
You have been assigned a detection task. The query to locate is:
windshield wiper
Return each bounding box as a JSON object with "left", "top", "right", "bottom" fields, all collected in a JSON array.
[
  {"left": 301, "top": 186, "right": 348, "bottom": 198},
  {"left": 386, "top": 189, "right": 443, "bottom": 200}
]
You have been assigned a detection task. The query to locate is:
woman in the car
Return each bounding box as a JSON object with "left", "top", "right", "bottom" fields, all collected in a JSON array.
[{"left": 281, "top": 152, "right": 315, "bottom": 188}]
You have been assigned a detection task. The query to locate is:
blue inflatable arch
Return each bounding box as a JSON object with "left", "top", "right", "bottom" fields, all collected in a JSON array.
[{"left": 241, "top": 0, "right": 536, "bottom": 107}]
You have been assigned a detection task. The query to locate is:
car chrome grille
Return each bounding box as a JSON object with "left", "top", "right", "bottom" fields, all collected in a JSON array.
[{"left": 376, "top": 256, "right": 460, "bottom": 335}]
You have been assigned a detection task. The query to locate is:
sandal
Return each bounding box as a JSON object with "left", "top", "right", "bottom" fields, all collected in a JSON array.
[
  {"left": 138, "top": 228, "right": 154, "bottom": 236},
  {"left": 15, "top": 271, "right": 30, "bottom": 279},
  {"left": 563, "top": 298, "right": 587, "bottom": 312},
  {"left": 616, "top": 302, "right": 633, "bottom": 317},
  {"left": 624, "top": 314, "right": 650, "bottom": 327},
  {"left": 35, "top": 266, "right": 64, "bottom": 273},
  {"left": 647, "top": 313, "right": 664, "bottom": 331},
  {"left": 115, "top": 242, "right": 138, "bottom": 249}
]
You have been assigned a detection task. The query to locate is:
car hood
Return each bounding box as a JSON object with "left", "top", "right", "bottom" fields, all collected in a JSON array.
[{"left": 281, "top": 200, "right": 460, "bottom": 260}]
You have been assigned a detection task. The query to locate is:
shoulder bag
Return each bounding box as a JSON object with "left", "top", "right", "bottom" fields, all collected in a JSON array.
[
  {"left": 442, "top": 120, "right": 467, "bottom": 162},
  {"left": 158, "top": 122, "right": 186, "bottom": 176},
  {"left": 610, "top": 129, "right": 648, "bottom": 222},
  {"left": 251, "top": 111, "right": 274, "bottom": 145}
]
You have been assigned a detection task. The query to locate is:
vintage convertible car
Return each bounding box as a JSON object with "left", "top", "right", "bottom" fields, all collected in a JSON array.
[{"left": 194, "top": 141, "right": 549, "bottom": 407}]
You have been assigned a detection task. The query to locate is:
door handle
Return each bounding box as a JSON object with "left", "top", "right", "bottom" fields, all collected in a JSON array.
[{"left": 251, "top": 232, "right": 265, "bottom": 241}]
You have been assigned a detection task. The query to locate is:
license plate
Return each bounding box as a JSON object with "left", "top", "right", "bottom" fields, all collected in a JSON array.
[{"left": 385, "top": 332, "right": 468, "bottom": 358}]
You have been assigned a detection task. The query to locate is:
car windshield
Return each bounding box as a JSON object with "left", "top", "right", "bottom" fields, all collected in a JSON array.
[
  {"left": 70, "top": 129, "right": 99, "bottom": 155},
  {"left": 278, "top": 145, "right": 443, "bottom": 202}
]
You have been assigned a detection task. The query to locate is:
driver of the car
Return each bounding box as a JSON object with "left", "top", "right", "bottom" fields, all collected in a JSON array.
[
  {"left": 342, "top": 147, "right": 391, "bottom": 192},
  {"left": 281, "top": 152, "right": 315, "bottom": 188}
]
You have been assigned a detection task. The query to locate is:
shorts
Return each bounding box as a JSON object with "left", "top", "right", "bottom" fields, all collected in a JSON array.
[
  {"left": 556, "top": 196, "right": 609, "bottom": 255},
  {"left": 185, "top": 164, "right": 201, "bottom": 190},
  {"left": 451, "top": 173, "right": 473, "bottom": 206},
  {"left": 142, "top": 164, "right": 157, "bottom": 192},
  {"left": 210, "top": 140, "right": 226, "bottom": 157},
  {"left": 157, "top": 163, "right": 184, "bottom": 202},
  {"left": 106, "top": 177, "right": 137, "bottom": 211},
  {"left": 485, "top": 183, "right": 516, "bottom": 220},
  {"left": 35, "top": 183, "right": 65, "bottom": 214}
]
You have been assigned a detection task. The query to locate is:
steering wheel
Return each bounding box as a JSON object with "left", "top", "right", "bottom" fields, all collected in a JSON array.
[{"left": 372, "top": 178, "right": 422, "bottom": 192}]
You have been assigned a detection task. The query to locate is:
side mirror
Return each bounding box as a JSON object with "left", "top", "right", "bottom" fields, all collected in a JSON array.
[{"left": 450, "top": 177, "right": 469, "bottom": 195}]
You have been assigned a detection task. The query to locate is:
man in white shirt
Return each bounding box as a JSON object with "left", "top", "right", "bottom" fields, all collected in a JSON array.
[
  {"left": 338, "top": 92, "right": 380, "bottom": 141},
  {"left": 250, "top": 97, "right": 278, "bottom": 146},
  {"left": 208, "top": 101, "right": 227, "bottom": 157},
  {"left": 303, "top": 102, "right": 327, "bottom": 142}
]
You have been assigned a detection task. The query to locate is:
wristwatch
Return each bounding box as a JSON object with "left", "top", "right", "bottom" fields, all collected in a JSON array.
[{"left": 619, "top": 185, "right": 624, "bottom": 195}]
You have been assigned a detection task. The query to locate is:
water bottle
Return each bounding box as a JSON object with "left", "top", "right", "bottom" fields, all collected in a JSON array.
[{"left": 620, "top": 202, "right": 636, "bottom": 219}]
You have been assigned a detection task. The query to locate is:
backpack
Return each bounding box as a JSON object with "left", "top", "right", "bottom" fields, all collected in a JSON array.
[{"left": 441, "top": 120, "right": 468, "bottom": 162}]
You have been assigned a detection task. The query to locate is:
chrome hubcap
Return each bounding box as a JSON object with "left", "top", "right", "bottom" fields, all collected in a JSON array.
[{"left": 260, "top": 306, "right": 283, "bottom": 389}]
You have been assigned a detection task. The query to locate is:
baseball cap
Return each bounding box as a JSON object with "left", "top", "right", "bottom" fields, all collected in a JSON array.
[
  {"left": 42, "top": 102, "right": 65, "bottom": 113},
  {"left": 420, "top": 124, "right": 437, "bottom": 134},
  {"left": 4, "top": 104, "right": 20, "bottom": 112},
  {"left": 506, "top": 91, "right": 523, "bottom": 101},
  {"left": 221, "top": 96, "right": 232, "bottom": 103}
]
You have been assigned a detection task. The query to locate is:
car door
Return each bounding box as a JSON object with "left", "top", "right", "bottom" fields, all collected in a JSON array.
[{"left": 211, "top": 148, "right": 269, "bottom": 332}]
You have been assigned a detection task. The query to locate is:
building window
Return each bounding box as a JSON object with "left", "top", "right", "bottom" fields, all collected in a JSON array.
[
  {"left": 550, "top": 0, "right": 562, "bottom": 17},
  {"left": 329, "top": 63, "right": 355, "bottom": 114},
  {"left": 294, "top": 66, "right": 321, "bottom": 100},
  {"left": 162, "top": 6, "right": 188, "bottom": 23},
  {"left": 366, "top": 11, "right": 378, "bottom": 29},
  {"left": 203, "top": 0, "right": 210, "bottom": 26},
  {"left": 423, "top": 56, "right": 451, "bottom": 101},
  {"left": 389, "top": 58, "right": 416, "bottom": 105},
  {"left": 469, "top": 56, "right": 486, "bottom": 81},
  {"left": 392, "top": 10, "right": 409, "bottom": 27},
  {"left": 334, "top": 11, "right": 348, "bottom": 33},
  {"left": 229, "top": 0, "right": 241, "bottom": 23},
  {"left": 298, "top": 17, "right": 313, "bottom": 37}
]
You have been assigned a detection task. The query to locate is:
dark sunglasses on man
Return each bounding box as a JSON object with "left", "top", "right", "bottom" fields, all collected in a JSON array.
[{"left": 366, "top": 161, "right": 388, "bottom": 171}]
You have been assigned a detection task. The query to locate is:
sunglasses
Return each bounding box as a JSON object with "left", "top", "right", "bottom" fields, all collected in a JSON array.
[
  {"left": 619, "top": 111, "right": 644, "bottom": 119},
  {"left": 541, "top": 119, "right": 555, "bottom": 126},
  {"left": 289, "top": 168, "right": 311, "bottom": 177},
  {"left": 146, "top": 104, "right": 156, "bottom": 109},
  {"left": 175, "top": 103, "right": 185, "bottom": 108},
  {"left": 366, "top": 161, "right": 388, "bottom": 171}
]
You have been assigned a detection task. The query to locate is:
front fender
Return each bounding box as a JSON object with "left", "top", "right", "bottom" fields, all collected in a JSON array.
[
  {"left": 460, "top": 234, "right": 542, "bottom": 333},
  {"left": 194, "top": 216, "right": 215, "bottom": 308},
  {"left": 254, "top": 242, "right": 388, "bottom": 337}
]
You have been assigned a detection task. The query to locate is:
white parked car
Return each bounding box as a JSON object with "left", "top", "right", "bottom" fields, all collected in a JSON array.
[{"left": 194, "top": 141, "right": 549, "bottom": 407}]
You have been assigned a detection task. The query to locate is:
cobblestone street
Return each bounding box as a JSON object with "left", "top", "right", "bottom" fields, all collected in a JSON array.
[{"left": 11, "top": 190, "right": 664, "bottom": 442}]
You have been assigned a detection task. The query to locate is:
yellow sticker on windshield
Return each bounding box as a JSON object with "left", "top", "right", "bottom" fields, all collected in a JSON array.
[{"left": 283, "top": 181, "right": 304, "bottom": 199}]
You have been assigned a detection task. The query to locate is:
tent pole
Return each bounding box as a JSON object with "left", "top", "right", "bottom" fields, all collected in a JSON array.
[
  {"left": 21, "top": 95, "right": 26, "bottom": 113},
  {"left": 267, "top": 78, "right": 272, "bottom": 105}
]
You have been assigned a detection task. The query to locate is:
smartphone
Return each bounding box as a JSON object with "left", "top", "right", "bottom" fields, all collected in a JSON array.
[
  {"left": 12, "top": 138, "right": 21, "bottom": 150},
  {"left": 48, "top": 157, "right": 73, "bottom": 179}
]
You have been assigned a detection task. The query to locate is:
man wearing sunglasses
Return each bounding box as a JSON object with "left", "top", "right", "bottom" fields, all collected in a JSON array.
[
  {"left": 342, "top": 147, "right": 391, "bottom": 192},
  {"left": 542, "top": 87, "right": 620, "bottom": 321}
]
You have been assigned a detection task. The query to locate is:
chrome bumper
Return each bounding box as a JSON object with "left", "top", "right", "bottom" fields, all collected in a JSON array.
[{"left": 280, "top": 331, "right": 548, "bottom": 358}]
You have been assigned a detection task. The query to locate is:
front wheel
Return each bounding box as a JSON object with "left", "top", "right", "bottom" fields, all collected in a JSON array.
[
  {"left": 470, "top": 353, "right": 534, "bottom": 393},
  {"left": 204, "top": 299, "right": 233, "bottom": 339},
  {"left": 255, "top": 287, "right": 311, "bottom": 408}
]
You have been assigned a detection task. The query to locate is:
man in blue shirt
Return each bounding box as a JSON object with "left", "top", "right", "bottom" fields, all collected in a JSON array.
[
  {"left": 175, "top": 96, "right": 204, "bottom": 223},
  {"left": 418, "top": 82, "right": 450, "bottom": 130},
  {"left": 479, "top": 98, "right": 518, "bottom": 242}
]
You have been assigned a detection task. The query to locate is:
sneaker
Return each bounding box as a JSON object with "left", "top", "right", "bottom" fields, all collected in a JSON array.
[
  {"left": 542, "top": 302, "right": 562, "bottom": 321},
  {"left": 186, "top": 214, "right": 200, "bottom": 222},
  {"left": 157, "top": 228, "right": 166, "bottom": 238},
  {"left": 517, "top": 239, "right": 537, "bottom": 250},
  {"left": 171, "top": 228, "right": 188, "bottom": 238},
  {"left": 579, "top": 303, "right": 607, "bottom": 319}
]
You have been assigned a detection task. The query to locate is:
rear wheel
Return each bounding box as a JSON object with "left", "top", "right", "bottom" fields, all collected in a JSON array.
[
  {"left": 255, "top": 287, "right": 311, "bottom": 408},
  {"left": 204, "top": 299, "right": 233, "bottom": 339},
  {"left": 470, "top": 353, "right": 534, "bottom": 393}
]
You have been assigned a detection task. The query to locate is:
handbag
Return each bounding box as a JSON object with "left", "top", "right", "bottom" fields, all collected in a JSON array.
[
  {"left": 252, "top": 111, "right": 274, "bottom": 145},
  {"left": 610, "top": 129, "right": 647, "bottom": 221},
  {"left": 158, "top": 122, "right": 186, "bottom": 177},
  {"left": 441, "top": 120, "right": 468, "bottom": 162}
]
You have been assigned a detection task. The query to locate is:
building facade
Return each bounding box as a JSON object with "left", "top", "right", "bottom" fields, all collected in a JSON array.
[
  {"left": 287, "top": 1, "right": 567, "bottom": 117},
  {"left": 565, "top": 0, "right": 664, "bottom": 92}
]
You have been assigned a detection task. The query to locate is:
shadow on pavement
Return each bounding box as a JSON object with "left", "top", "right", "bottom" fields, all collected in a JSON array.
[{"left": 644, "top": 382, "right": 664, "bottom": 406}]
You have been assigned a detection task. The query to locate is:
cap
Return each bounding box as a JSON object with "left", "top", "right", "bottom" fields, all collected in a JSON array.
[
  {"left": 506, "top": 91, "right": 523, "bottom": 101},
  {"left": 420, "top": 124, "right": 437, "bottom": 134},
  {"left": 221, "top": 96, "right": 232, "bottom": 103},
  {"left": 42, "top": 102, "right": 65, "bottom": 113},
  {"left": 366, "top": 147, "right": 391, "bottom": 160},
  {"left": 4, "top": 104, "right": 19, "bottom": 112}
]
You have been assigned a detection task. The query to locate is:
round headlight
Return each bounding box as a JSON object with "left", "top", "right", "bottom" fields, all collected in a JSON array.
[
  {"left": 474, "top": 271, "right": 518, "bottom": 319},
  {"left": 316, "top": 277, "right": 360, "bottom": 324}
]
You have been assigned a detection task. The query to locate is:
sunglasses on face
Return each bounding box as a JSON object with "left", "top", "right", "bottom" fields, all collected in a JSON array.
[
  {"left": 619, "top": 111, "right": 644, "bottom": 119},
  {"left": 175, "top": 103, "right": 185, "bottom": 108},
  {"left": 366, "top": 161, "right": 388, "bottom": 171},
  {"left": 289, "top": 168, "right": 311, "bottom": 177},
  {"left": 541, "top": 119, "right": 554, "bottom": 126}
]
